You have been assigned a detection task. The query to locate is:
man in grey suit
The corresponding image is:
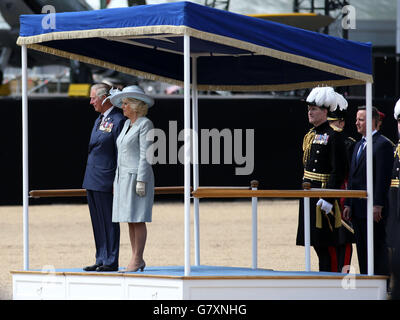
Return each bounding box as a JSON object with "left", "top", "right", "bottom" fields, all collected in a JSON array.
[{"left": 82, "top": 83, "right": 126, "bottom": 272}]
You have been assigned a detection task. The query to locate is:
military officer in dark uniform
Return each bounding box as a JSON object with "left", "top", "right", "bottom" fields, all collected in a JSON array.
[
  {"left": 388, "top": 143, "right": 400, "bottom": 237},
  {"left": 388, "top": 100, "right": 400, "bottom": 294},
  {"left": 296, "top": 87, "right": 348, "bottom": 272},
  {"left": 391, "top": 224, "right": 400, "bottom": 299},
  {"left": 327, "top": 104, "right": 356, "bottom": 273},
  {"left": 327, "top": 109, "right": 356, "bottom": 169},
  {"left": 386, "top": 104, "right": 400, "bottom": 250}
]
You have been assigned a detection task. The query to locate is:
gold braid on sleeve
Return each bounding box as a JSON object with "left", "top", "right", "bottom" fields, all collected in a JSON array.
[
  {"left": 394, "top": 142, "right": 400, "bottom": 159},
  {"left": 302, "top": 128, "right": 315, "bottom": 166}
]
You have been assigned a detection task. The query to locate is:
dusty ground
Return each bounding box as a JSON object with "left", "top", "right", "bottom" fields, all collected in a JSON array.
[{"left": 0, "top": 199, "right": 359, "bottom": 300}]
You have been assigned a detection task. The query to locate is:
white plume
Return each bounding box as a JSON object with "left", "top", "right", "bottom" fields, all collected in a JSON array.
[
  {"left": 102, "top": 87, "right": 122, "bottom": 106},
  {"left": 109, "top": 87, "right": 121, "bottom": 96},
  {"left": 394, "top": 98, "right": 400, "bottom": 119},
  {"left": 334, "top": 92, "right": 348, "bottom": 111},
  {"left": 306, "top": 86, "right": 348, "bottom": 112}
]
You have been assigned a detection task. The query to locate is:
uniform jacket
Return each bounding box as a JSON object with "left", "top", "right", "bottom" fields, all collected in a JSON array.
[
  {"left": 297, "top": 121, "right": 348, "bottom": 247},
  {"left": 388, "top": 140, "right": 400, "bottom": 246},
  {"left": 302, "top": 121, "right": 347, "bottom": 192},
  {"left": 346, "top": 132, "right": 394, "bottom": 219},
  {"left": 344, "top": 136, "right": 356, "bottom": 173},
  {"left": 390, "top": 141, "right": 400, "bottom": 185},
  {"left": 82, "top": 107, "right": 126, "bottom": 192},
  {"left": 112, "top": 117, "right": 155, "bottom": 223}
]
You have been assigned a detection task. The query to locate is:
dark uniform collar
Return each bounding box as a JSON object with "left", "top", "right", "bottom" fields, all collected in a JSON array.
[{"left": 313, "top": 120, "right": 330, "bottom": 133}]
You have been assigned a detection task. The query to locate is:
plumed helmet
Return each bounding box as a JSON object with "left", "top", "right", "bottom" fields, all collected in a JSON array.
[
  {"left": 306, "top": 87, "right": 348, "bottom": 114},
  {"left": 394, "top": 98, "right": 400, "bottom": 120}
]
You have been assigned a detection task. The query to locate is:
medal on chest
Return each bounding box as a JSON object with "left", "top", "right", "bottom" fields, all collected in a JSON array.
[
  {"left": 99, "top": 117, "right": 114, "bottom": 133},
  {"left": 313, "top": 133, "right": 329, "bottom": 145}
]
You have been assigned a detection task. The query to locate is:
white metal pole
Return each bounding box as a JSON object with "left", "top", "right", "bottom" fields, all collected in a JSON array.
[
  {"left": 366, "top": 82, "right": 374, "bottom": 276},
  {"left": 396, "top": 0, "right": 400, "bottom": 96},
  {"left": 304, "top": 197, "right": 311, "bottom": 271},
  {"left": 183, "top": 34, "right": 191, "bottom": 276},
  {"left": 251, "top": 183, "right": 258, "bottom": 269},
  {"left": 397, "top": 0, "right": 400, "bottom": 55},
  {"left": 191, "top": 56, "right": 200, "bottom": 266},
  {"left": 21, "top": 45, "right": 29, "bottom": 271}
]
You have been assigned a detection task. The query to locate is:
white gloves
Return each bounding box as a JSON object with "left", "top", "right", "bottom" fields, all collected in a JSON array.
[
  {"left": 136, "top": 181, "right": 146, "bottom": 197},
  {"left": 317, "top": 198, "right": 333, "bottom": 214}
]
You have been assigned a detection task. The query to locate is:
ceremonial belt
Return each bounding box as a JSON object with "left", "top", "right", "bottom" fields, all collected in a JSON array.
[
  {"left": 303, "top": 170, "right": 341, "bottom": 229},
  {"left": 391, "top": 179, "right": 399, "bottom": 188},
  {"left": 303, "top": 170, "right": 330, "bottom": 188}
]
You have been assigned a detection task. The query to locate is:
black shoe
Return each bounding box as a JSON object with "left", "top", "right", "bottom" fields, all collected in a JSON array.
[
  {"left": 96, "top": 265, "right": 118, "bottom": 272},
  {"left": 83, "top": 263, "right": 102, "bottom": 272}
]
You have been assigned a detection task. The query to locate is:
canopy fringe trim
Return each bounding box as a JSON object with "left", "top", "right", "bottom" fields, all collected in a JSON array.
[
  {"left": 25, "top": 43, "right": 366, "bottom": 91},
  {"left": 26, "top": 43, "right": 182, "bottom": 86},
  {"left": 185, "top": 28, "right": 373, "bottom": 84},
  {"left": 17, "top": 25, "right": 372, "bottom": 83}
]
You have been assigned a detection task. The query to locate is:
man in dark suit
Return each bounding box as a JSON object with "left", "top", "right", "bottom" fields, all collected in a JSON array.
[
  {"left": 82, "top": 83, "right": 126, "bottom": 272},
  {"left": 343, "top": 106, "right": 393, "bottom": 275}
]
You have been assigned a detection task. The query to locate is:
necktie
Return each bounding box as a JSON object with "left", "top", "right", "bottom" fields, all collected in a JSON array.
[
  {"left": 97, "top": 114, "right": 104, "bottom": 130},
  {"left": 356, "top": 137, "right": 366, "bottom": 163}
]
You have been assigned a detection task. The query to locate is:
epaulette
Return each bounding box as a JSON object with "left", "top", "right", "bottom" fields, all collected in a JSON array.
[
  {"left": 329, "top": 123, "right": 342, "bottom": 132},
  {"left": 347, "top": 136, "right": 356, "bottom": 142},
  {"left": 382, "top": 134, "right": 396, "bottom": 147}
]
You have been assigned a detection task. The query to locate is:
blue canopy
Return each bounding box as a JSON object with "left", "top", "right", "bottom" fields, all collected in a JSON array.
[{"left": 17, "top": 1, "right": 373, "bottom": 91}]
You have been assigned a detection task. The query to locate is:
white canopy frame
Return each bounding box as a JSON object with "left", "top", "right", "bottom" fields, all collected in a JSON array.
[{"left": 20, "top": 34, "right": 375, "bottom": 276}]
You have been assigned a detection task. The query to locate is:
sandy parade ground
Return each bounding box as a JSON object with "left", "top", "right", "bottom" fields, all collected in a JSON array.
[{"left": 0, "top": 199, "right": 360, "bottom": 300}]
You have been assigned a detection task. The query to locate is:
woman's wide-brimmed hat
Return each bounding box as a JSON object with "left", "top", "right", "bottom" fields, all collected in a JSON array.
[
  {"left": 102, "top": 87, "right": 122, "bottom": 107},
  {"left": 110, "top": 85, "right": 154, "bottom": 108}
]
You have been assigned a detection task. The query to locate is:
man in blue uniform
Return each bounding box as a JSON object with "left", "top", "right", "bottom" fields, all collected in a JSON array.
[{"left": 82, "top": 83, "right": 126, "bottom": 272}]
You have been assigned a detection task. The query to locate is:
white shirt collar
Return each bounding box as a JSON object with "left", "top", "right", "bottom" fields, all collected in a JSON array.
[
  {"left": 101, "top": 106, "right": 114, "bottom": 119},
  {"left": 362, "top": 130, "right": 377, "bottom": 141}
]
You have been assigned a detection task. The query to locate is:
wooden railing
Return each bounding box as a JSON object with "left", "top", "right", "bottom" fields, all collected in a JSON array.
[
  {"left": 30, "top": 187, "right": 367, "bottom": 200},
  {"left": 192, "top": 188, "right": 367, "bottom": 199},
  {"left": 29, "top": 186, "right": 187, "bottom": 198},
  {"left": 28, "top": 182, "right": 367, "bottom": 273}
]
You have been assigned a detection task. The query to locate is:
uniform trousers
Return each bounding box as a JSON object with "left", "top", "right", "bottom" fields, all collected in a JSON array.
[
  {"left": 313, "top": 246, "right": 333, "bottom": 272},
  {"left": 391, "top": 229, "right": 400, "bottom": 299},
  {"left": 87, "top": 190, "right": 120, "bottom": 267},
  {"left": 313, "top": 245, "right": 352, "bottom": 272},
  {"left": 336, "top": 243, "right": 353, "bottom": 272}
]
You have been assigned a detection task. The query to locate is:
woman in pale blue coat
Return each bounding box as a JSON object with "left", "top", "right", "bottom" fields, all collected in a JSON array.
[{"left": 111, "top": 85, "right": 155, "bottom": 273}]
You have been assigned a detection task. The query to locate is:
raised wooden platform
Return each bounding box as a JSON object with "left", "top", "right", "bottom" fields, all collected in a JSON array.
[{"left": 11, "top": 265, "right": 388, "bottom": 300}]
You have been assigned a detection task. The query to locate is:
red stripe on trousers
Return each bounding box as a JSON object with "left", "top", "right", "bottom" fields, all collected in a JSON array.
[
  {"left": 343, "top": 243, "right": 352, "bottom": 272},
  {"left": 328, "top": 246, "right": 338, "bottom": 272}
]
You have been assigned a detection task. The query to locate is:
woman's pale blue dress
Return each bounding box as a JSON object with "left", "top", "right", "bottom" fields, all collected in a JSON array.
[{"left": 112, "top": 117, "right": 154, "bottom": 222}]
